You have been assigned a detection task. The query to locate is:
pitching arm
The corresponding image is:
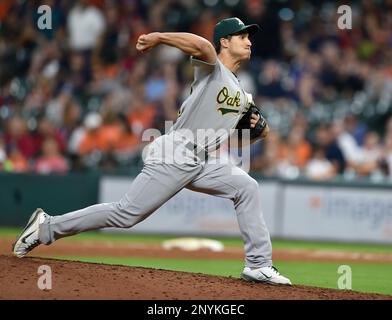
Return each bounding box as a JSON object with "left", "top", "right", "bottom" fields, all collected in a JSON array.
[{"left": 136, "top": 32, "right": 216, "bottom": 64}]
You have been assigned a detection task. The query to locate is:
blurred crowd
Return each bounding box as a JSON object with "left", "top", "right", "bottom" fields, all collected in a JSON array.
[{"left": 0, "top": 0, "right": 392, "bottom": 181}]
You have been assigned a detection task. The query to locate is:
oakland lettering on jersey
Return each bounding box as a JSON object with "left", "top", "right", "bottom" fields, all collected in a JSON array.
[{"left": 216, "top": 87, "right": 242, "bottom": 115}]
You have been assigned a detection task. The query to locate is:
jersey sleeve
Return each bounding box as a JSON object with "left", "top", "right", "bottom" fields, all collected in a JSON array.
[{"left": 190, "top": 56, "right": 218, "bottom": 81}]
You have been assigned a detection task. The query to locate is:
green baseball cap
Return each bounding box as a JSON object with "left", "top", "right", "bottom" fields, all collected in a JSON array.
[{"left": 213, "top": 17, "right": 260, "bottom": 48}]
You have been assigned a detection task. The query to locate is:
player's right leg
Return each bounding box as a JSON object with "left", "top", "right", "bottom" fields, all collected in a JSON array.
[{"left": 186, "top": 161, "right": 291, "bottom": 285}]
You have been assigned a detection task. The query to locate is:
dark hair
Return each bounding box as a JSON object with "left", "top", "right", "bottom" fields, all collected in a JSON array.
[
  {"left": 215, "top": 35, "right": 232, "bottom": 54},
  {"left": 215, "top": 30, "right": 249, "bottom": 54},
  {"left": 215, "top": 42, "right": 222, "bottom": 54}
]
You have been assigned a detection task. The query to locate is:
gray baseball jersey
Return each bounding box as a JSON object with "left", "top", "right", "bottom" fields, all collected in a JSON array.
[{"left": 170, "top": 57, "right": 251, "bottom": 152}]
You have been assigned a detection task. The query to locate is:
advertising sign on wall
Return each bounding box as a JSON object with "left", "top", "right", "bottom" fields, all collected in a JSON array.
[{"left": 281, "top": 186, "right": 392, "bottom": 243}]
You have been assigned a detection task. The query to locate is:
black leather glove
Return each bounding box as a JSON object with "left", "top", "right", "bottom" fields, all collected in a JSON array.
[{"left": 235, "top": 103, "right": 269, "bottom": 141}]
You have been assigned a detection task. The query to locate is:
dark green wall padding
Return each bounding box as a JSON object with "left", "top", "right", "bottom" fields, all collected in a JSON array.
[{"left": 0, "top": 172, "right": 99, "bottom": 227}]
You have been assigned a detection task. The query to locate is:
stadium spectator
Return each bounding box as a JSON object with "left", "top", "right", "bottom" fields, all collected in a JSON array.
[
  {"left": 127, "top": 95, "right": 157, "bottom": 138},
  {"left": 33, "top": 117, "right": 66, "bottom": 156},
  {"left": 332, "top": 119, "right": 362, "bottom": 168},
  {"left": 3, "top": 117, "right": 36, "bottom": 159},
  {"left": 305, "top": 146, "right": 336, "bottom": 181},
  {"left": 279, "top": 125, "right": 312, "bottom": 170},
  {"left": 314, "top": 124, "right": 346, "bottom": 174},
  {"left": 353, "top": 131, "right": 382, "bottom": 177},
  {"left": 344, "top": 114, "right": 368, "bottom": 146},
  {"left": 34, "top": 137, "right": 68, "bottom": 174},
  {"left": 77, "top": 112, "right": 103, "bottom": 155},
  {"left": 3, "top": 147, "right": 29, "bottom": 173},
  {"left": 67, "top": 0, "right": 106, "bottom": 51}
]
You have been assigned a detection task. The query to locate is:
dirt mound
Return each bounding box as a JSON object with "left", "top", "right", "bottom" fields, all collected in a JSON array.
[{"left": 0, "top": 255, "right": 390, "bottom": 300}]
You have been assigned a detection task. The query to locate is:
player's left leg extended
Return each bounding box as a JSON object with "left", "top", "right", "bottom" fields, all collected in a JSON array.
[{"left": 13, "top": 133, "right": 204, "bottom": 257}]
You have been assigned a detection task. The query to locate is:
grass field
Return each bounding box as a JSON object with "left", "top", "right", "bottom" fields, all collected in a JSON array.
[
  {"left": 3, "top": 227, "right": 392, "bottom": 253},
  {"left": 2, "top": 227, "right": 392, "bottom": 295}
]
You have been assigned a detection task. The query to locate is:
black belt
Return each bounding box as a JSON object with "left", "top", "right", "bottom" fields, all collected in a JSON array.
[{"left": 185, "top": 142, "right": 209, "bottom": 161}]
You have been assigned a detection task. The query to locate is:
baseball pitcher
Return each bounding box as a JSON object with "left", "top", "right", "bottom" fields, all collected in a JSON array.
[{"left": 13, "top": 17, "right": 291, "bottom": 285}]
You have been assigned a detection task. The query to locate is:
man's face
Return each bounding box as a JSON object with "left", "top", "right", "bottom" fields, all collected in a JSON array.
[{"left": 226, "top": 32, "right": 252, "bottom": 60}]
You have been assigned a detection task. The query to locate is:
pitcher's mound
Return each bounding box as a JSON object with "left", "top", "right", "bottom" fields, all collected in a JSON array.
[{"left": 0, "top": 255, "right": 390, "bottom": 300}]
